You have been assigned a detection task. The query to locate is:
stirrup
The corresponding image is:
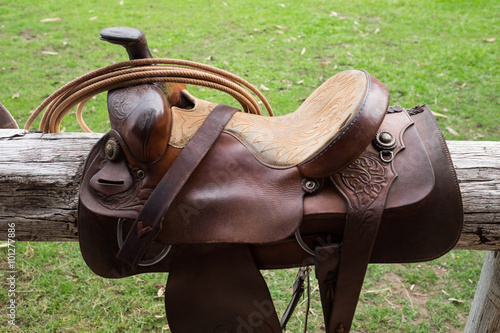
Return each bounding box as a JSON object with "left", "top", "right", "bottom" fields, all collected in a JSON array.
[{"left": 116, "top": 218, "right": 171, "bottom": 266}]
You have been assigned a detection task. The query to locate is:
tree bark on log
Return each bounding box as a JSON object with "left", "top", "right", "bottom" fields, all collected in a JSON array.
[
  {"left": 464, "top": 251, "right": 500, "bottom": 333},
  {"left": 0, "top": 130, "right": 499, "bottom": 249}
]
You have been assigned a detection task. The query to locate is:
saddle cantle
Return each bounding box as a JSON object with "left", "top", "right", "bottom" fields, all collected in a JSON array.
[{"left": 67, "top": 28, "right": 463, "bottom": 332}]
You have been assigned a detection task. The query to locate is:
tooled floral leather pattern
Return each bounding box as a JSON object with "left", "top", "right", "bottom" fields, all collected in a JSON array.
[
  {"left": 224, "top": 70, "right": 368, "bottom": 167},
  {"left": 108, "top": 85, "right": 158, "bottom": 121},
  {"left": 169, "top": 91, "right": 218, "bottom": 148},
  {"left": 335, "top": 152, "right": 396, "bottom": 248}
]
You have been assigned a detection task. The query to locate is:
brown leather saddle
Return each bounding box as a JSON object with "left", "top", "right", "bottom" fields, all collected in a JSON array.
[{"left": 76, "top": 28, "right": 463, "bottom": 332}]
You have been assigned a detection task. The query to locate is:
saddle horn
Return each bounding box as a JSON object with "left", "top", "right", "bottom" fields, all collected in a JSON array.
[
  {"left": 100, "top": 27, "right": 187, "bottom": 107},
  {"left": 100, "top": 27, "right": 153, "bottom": 60}
]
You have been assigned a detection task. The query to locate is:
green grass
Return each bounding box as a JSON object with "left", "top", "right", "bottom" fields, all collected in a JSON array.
[
  {"left": 0, "top": 243, "right": 486, "bottom": 332},
  {"left": 0, "top": 0, "right": 498, "bottom": 139},
  {"left": 0, "top": 0, "right": 498, "bottom": 332}
]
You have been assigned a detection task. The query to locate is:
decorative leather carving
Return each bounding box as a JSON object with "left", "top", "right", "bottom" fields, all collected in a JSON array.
[
  {"left": 224, "top": 70, "right": 368, "bottom": 168},
  {"left": 169, "top": 90, "right": 217, "bottom": 148},
  {"left": 336, "top": 153, "right": 393, "bottom": 248}
]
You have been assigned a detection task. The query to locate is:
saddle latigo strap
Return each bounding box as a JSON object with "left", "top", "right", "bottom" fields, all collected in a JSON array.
[{"left": 116, "top": 104, "right": 238, "bottom": 268}]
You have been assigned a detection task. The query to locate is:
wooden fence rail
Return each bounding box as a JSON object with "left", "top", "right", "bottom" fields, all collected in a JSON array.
[
  {"left": 0, "top": 129, "right": 499, "bottom": 247},
  {"left": 0, "top": 129, "right": 499, "bottom": 331}
]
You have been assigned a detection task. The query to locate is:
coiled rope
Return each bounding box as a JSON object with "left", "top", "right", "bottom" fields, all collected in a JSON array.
[{"left": 24, "top": 58, "right": 273, "bottom": 133}]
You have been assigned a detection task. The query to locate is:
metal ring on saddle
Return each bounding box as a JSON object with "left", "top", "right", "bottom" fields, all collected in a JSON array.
[
  {"left": 116, "top": 218, "right": 171, "bottom": 266},
  {"left": 295, "top": 229, "right": 315, "bottom": 256},
  {"left": 373, "top": 130, "right": 397, "bottom": 162}
]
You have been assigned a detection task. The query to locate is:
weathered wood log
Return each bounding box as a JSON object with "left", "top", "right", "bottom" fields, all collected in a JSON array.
[
  {"left": 0, "top": 130, "right": 100, "bottom": 241},
  {"left": 464, "top": 251, "right": 500, "bottom": 333},
  {"left": 0, "top": 129, "right": 499, "bottom": 249}
]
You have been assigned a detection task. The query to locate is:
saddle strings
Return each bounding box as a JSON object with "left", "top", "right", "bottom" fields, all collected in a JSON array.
[{"left": 24, "top": 58, "right": 273, "bottom": 133}]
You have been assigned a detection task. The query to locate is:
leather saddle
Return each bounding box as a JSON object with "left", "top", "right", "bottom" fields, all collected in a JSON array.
[{"left": 77, "top": 28, "right": 463, "bottom": 332}]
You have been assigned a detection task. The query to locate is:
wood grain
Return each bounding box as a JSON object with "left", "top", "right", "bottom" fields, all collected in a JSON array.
[{"left": 0, "top": 130, "right": 499, "bottom": 249}]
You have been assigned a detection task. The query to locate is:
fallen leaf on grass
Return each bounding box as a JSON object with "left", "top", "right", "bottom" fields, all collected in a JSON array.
[
  {"left": 374, "top": 28, "right": 380, "bottom": 34},
  {"left": 446, "top": 127, "right": 460, "bottom": 136},
  {"left": 364, "top": 287, "right": 391, "bottom": 294},
  {"left": 155, "top": 314, "right": 166, "bottom": 318},
  {"left": 278, "top": 3, "right": 286, "bottom": 7},
  {"left": 330, "top": 11, "right": 338, "bottom": 17},
  {"left": 41, "top": 51, "right": 59, "bottom": 55},
  {"left": 458, "top": 82, "right": 467, "bottom": 88},
  {"left": 157, "top": 287, "right": 165, "bottom": 297},
  {"left": 432, "top": 111, "right": 448, "bottom": 118},
  {"left": 260, "top": 84, "right": 270, "bottom": 91},
  {"left": 0, "top": 242, "right": 9, "bottom": 248},
  {"left": 301, "top": 47, "right": 306, "bottom": 55},
  {"left": 12, "top": 91, "right": 20, "bottom": 99},
  {"left": 24, "top": 246, "right": 35, "bottom": 259},
  {"left": 40, "top": 18, "right": 62, "bottom": 22},
  {"left": 89, "top": 16, "right": 98, "bottom": 21},
  {"left": 448, "top": 298, "right": 464, "bottom": 303},
  {"left": 275, "top": 25, "right": 289, "bottom": 30},
  {"left": 469, "top": 129, "right": 484, "bottom": 139},
  {"left": 483, "top": 37, "right": 496, "bottom": 43}
]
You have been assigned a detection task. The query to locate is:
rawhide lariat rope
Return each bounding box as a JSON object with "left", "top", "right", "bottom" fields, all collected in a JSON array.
[{"left": 24, "top": 58, "right": 273, "bottom": 133}]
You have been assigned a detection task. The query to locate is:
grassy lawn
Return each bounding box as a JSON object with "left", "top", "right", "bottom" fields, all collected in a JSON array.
[{"left": 0, "top": 0, "right": 498, "bottom": 332}]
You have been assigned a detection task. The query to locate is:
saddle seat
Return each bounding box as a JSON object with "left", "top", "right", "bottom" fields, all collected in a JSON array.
[{"left": 170, "top": 69, "right": 389, "bottom": 178}]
